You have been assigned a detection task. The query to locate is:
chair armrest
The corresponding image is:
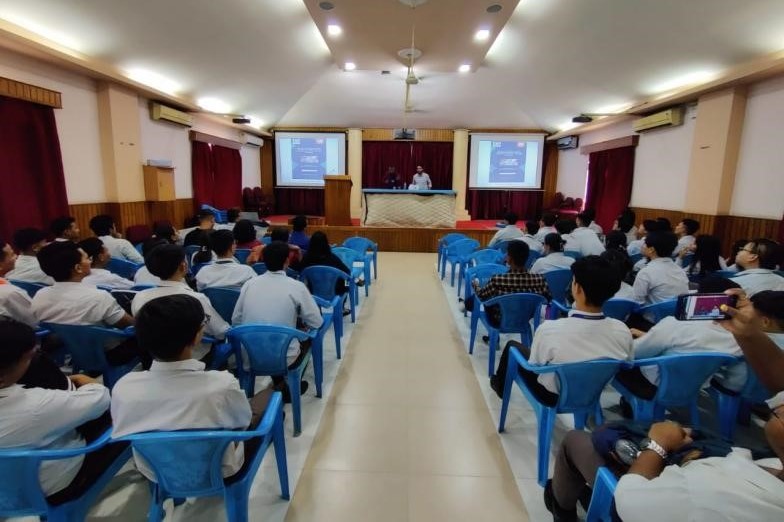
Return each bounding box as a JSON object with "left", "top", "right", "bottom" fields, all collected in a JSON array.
[
  {"left": 508, "top": 346, "right": 560, "bottom": 375},
  {"left": 551, "top": 300, "right": 571, "bottom": 314},
  {"left": 1, "top": 428, "right": 114, "bottom": 460},
  {"left": 242, "top": 391, "right": 283, "bottom": 437}
]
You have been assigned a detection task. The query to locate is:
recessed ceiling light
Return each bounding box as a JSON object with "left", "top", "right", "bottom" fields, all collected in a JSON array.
[
  {"left": 475, "top": 29, "right": 491, "bottom": 41},
  {"left": 197, "top": 97, "right": 231, "bottom": 114},
  {"left": 458, "top": 64, "right": 471, "bottom": 73},
  {"left": 344, "top": 62, "right": 356, "bottom": 71},
  {"left": 486, "top": 4, "right": 503, "bottom": 13},
  {"left": 319, "top": 2, "right": 335, "bottom": 10},
  {"left": 327, "top": 24, "right": 342, "bottom": 36}
]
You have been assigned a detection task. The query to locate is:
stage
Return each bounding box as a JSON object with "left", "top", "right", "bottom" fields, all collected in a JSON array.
[{"left": 265, "top": 215, "right": 500, "bottom": 253}]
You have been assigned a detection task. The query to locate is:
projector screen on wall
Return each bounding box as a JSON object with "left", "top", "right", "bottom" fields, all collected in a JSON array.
[
  {"left": 275, "top": 131, "right": 346, "bottom": 188},
  {"left": 468, "top": 133, "right": 546, "bottom": 189}
]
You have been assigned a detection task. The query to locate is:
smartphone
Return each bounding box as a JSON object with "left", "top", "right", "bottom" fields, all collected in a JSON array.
[{"left": 675, "top": 293, "right": 738, "bottom": 321}]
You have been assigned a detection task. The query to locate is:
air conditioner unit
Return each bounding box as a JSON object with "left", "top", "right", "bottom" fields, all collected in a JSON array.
[
  {"left": 150, "top": 103, "right": 193, "bottom": 127},
  {"left": 633, "top": 107, "right": 684, "bottom": 132},
  {"left": 240, "top": 132, "right": 263, "bottom": 147}
]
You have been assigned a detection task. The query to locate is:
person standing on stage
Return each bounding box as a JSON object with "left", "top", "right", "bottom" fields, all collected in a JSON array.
[
  {"left": 412, "top": 165, "right": 432, "bottom": 190},
  {"left": 383, "top": 167, "right": 401, "bottom": 189}
]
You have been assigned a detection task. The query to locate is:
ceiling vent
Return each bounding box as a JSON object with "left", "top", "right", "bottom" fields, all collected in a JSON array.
[
  {"left": 633, "top": 107, "right": 684, "bottom": 132},
  {"left": 150, "top": 103, "right": 193, "bottom": 127}
]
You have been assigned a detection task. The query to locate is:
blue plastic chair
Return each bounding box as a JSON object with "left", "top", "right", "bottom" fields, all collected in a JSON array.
[
  {"left": 711, "top": 360, "right": 772, "bottom": 440},
  {"left": 9, "top": 279, "right": 48, "bottom": 298},
  {"left": 680, "top": 253, "right": 695, "bottom": 267},
  {"left": 203, "top": 287, "right": 241, "bottom": 323},
  {"left": 41, "top": 323, "right": 138, "bottom": 389},
  {"left": 441, "top": 238, "right": 479, "bottom": 286},
  {"left": 310, "top": 296, "right": 336, "bottom": 398},
  {"left": 585, "top": 467, "right": 618, "bottom": 522},
  {"left": 438, "top": 233, "right": 467, "bottom": 274},
  {"left": 0, "top": 429, "right": 131, "bottom": 522},
  {"left": 563, "top": 250, "right": 583, "bottom": 259},
  {"left": 637, "top": 298, "right": 677, "bottom": 324},
  {"left": 498, "top": 347, "right": 624, "bottom": 486},
  {"left": 105, "top": 258, "right": 141, "bottom": 280},
  {"left": 628, "top": 253, "right": 643, "bottom": 265},
  {"left": 342, "top": 236, "right": 378, "bottom": 289},
  {"left": 184, "top": 245, "right": 203, "bottom": 270},
  {"left": 525, "top": 250, "right": 541, "bottom": 270},
  {"left": 201, "top": 204, "right": 228, "bottom": 224},
  {"left": 251, "top": 262, "right": 267, "bottom": 276},
  {"left": 715, "top": 269, "right": 738, "bottom": 278},
  {"left": 469, "top": 249, "right": 505, "bottom": 267},
  {"left": 469, "top": 293, "right": 547, "bottom": 376},
  {"left": 227, "top": 325, "right": 312, "bottom": 436},
  {"left": 300, "top": 265, "right": 356, "bottom": 325},
  {"left": 118, "top": 391, "right": 288, "bottom": 522},
  {"left": 601, "top": 298, "right": 639, "bottom": 321},
  {"left": 612, "top": 353, "right": 737, "bottom": 426},
  {"left": 234, "top": 248, "right": 252, "bottom": 264},
  {"left": 332, "top": 247, "right": 364, "bottom": 300},
  {"left": 493, "top": 240, "right": 515, "bottom": 254},
  {"left": 543, "top": 268, "right": 572, "bottom": 318},
  {"left": 261, "top": 236, "right": 272, "bottom": 246},
  {"left": 134, "top": 242, "right": 144, "bottom": 255},
  {"left": 191, "top": 261, "right": 212, "bottom": 276},
  {"left": 463, "top": 264, "right": 508, "bottom": 316}
]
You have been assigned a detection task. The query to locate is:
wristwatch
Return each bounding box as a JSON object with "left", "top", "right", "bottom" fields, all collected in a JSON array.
[{"left": 638, "top": 438, "right": 668, "bottom": 460}]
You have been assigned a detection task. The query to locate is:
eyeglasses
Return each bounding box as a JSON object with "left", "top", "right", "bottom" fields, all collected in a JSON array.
[{"left": 741, "top": 246, "right": 757, "bottom": 254}]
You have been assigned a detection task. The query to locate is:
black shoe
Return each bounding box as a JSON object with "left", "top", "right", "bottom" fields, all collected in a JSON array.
[
  {"left": 619, "top": 396, "right": 634, "bottom": 419},
  {"left": 343, "top": 308, "right": 352, "bottom": 317},
  {"left": 489, "top": 376, "right": 504, "bottom": 399},
  {"left": 281, "top": 381, "right": 309, "bottom": 404},
  {"left": 356, "top": 279, "right": 365, "bottom": 287},
  {"left": 543, "top": 479, "right": 578, "bottom": 522},
  {"left": 482, "top": 335, "right": 489, "bottom": 343}
]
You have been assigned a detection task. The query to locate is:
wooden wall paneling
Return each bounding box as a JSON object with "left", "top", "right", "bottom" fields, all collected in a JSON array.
[
  {"left": 68, "top": 203, "right": 110, "bottom": 238},
  {"left": 306, "top": 225, "right": 496, "bottom": 253},
  {"left": 0, "top": 76, "right": 62, "bottom": 108},
  {"left": 361, "top": 129, "right": 454, "bottom": 142}
]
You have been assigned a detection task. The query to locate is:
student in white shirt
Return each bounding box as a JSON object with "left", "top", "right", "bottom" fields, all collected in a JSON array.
[
  {"left": 487, "top": 212, "right": 524, "bottom": 248},
  {"left": 6, "top": 228, "right": 54, "bottom": 285},
  {"left": 133, "top": 239, "right": 168, "bottom": 286},
  {"left": 489, "top": 256, "right": 633, "bottom": 398},
  {"left": 678, "top": 234, "right": 727, "bottom": 279},
  {"left": 613, "top": 209, "right": 637, "bottom": 246},
  {"left": 673, "top": 218, "right": 699, "bottom": 256},
  {"left": 731, "top": 238, "right": 784, "bottom": 296},
  {"left": 0, "top": 320, "right": 127, "bottom": 502},
  {"left": 233, "top": 241, "right": 323, "bottom": 399},
  {"left": 0, "top": 240, "right": 38, "bottom": 326},
  {"left": 411, "top": 165, "right": 432, "bottom": 190},
  {"left": 519, "top": 220, "right": 544, "bottom": 254},
  {"left": 534, "top": 213, "right": 558, "bottom": 243},
  {"left": 88, "top": 214, "right": 144, "bottom": 264},
  {"left": 627, "top": 219, "right": 659, "bottom": 258},
  {"left": 529, "top": 233, "right": 575, "bottom": 274},
  {"left": 601, "top": 248, "right": 635, "bottom": 300},
  {"left": 582, "top": 208, "right": 604, "bottom": 236},
  {"left": 567, "top": 212, "right": 605, "bottom": 257},
  {"left": 49, "top": 216, "right": 81, "bottom": 243},
  {"left": 112, "top": 294, "right": 271, "bottom": 481},
  {"left": 195, "top": 230, "right": 256, "bottom": 291},
  {"left": 78, "top": 238, "right": 134, "bottom": 289},
  {"left": 631, "top": 231, "right": 689, "bottom": 306},
  {"left": 131, "top": 245, "right": 229, "bottom": 360}
]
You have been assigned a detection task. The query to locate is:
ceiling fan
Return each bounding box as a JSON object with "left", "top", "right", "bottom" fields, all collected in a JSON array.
[{"left": 399, "top": 0, "right": 426, "bottom": 119}]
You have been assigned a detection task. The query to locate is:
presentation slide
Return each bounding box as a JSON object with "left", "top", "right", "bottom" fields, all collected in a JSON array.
[
  {"left": 275, "top": 132, "right": 346, "bottom": 188},
  {"left": 468, "top": 133, "right": 546, "bottom": 189}
]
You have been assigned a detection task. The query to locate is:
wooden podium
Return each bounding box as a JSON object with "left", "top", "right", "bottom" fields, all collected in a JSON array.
[{"left": 324, "top": 175, "right": 352, "bottom": 226}]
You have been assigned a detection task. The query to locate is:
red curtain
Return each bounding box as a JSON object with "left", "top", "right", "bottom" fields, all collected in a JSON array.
[
  {"left": 211, "top": 145, "right": 242, "bottom": 209},
  {"left": 585, "top": 146, "right": 636, "bottom": 231},
  {"left": 0, "top": 95, "right": 69, "bottom": 241},
  {"left": 191, "top": 141, "right": 214, "bottom": 211},
  {"left": 274, "top": 188, "right": 324, "bottom": 215},
  {"left": 466, "top": 190, "right": 543, "bottom": 220},
  {"left": 362, "top": 141, "right": 453, "bottom": 189}
]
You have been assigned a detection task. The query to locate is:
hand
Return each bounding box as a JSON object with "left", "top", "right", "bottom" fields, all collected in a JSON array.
[
  {"left": 69, "top": 374, "right": 99, "bottom": 388},
  {"left": 629, "top": 328, "right": 646, "bottom": 339},
  {"left": 648, "top": 421, "right": 693, "bottom": 453},
  {"left": 717, "top": 289, "right": 761, "bottom": 338}
]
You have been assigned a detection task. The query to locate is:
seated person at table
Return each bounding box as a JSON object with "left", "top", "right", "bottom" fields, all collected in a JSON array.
[
  {"left": 673, "top": 218, "right": 699, "bottom": 256},
  {"left": 463, "top": 240, "right": 551, "bottom": 319},
  {"left": 78, "top": 237, "right": 134, "bottom": 290},
  {"left": 112, "top": 295, "right": 271, "bottom": 480},
  {"left": 631, "top": 231, "right": 689, "bottom": 306},
  {"left": 0, "top": 240, "right": 37, "bottom": 326},
  {"left": 383, "top": 166, "right": 401, "bottom": 189},
  {"left": 6, "top": 227, "right": 53, "bottom": 284},
  {"left": 530, "top": 233, "right": 575, "bottom": 274},
  {"left": 534, "top": 213, "right": 558, "bottom": 243},
  {"left": 88, "top": 214, "right": 144, "bottom": 264},
  {"left": 567, "top": 212, "right": 605, "bottom": 257},
  {"left": 195, "top": 230, "right": 256, "bottom": 291},
  {"left": 296, "top": 231, "right": 351, "bottom": 297},
  {"left": 32, "top": 241, "right": 142, "bottom": 367},
  {"left": 132, "top": 245, "right": 229, "bottom": 360},
  {"left": 411, "top": 165, "right": 432, "bottom": 190},
  {"left": 489, "top": 256, "right": 632, "bottom": 398},
  {"left": 289, "top": 215, "right": 311, "bottom": 251},
  {"left": 488, "top": 212, "right": 524, "bottom": 248},
  {"left": 50, "top": 216, "right": 81, "bottom": 243},
  {"left": 183, "top": 209, "right": 216, "bottom": 247},
  {"left": 0, "top": 320, "right": 128, "bottom": 502},
  {"left": 520, "top": 220, "right": 544, "bottom": 254},
  {"left": 731, "top": 238, "right": 784, "bottom": 296}
]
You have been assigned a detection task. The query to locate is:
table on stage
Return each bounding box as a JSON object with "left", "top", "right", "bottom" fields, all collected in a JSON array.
[{"left": 362, "top": 189, "right": 457, "bottom": 228}]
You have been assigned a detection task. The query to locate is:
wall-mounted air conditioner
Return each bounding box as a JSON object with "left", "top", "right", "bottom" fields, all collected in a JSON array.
[
  {"left": 633, "top": 107, "right": 684, "bottom": 132},
  {"left": 150, "top": 102, "right": 194, "bottom": 127},
  {"left": 240, "top": 132, "right": 264, "bottom": 147}
]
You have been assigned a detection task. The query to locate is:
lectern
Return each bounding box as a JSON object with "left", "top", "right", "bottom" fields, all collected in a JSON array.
[{"left": 324, "top": 175, "right": 352, "bottom": 226}]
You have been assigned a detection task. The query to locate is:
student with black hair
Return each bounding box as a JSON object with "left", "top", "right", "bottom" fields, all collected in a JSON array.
[
  {"left": 613, "top": 209, "right": 637, "bottom": 245},
  {"left": 520, "top": 220, "right": 544, "bottom": 254},
  {"left": 488, "top": 211, "right": 524, "bottom": 247},
  {"left": 233, "top": 219, "right": 262, "bottom": 249},
  {"left": 88, "top": 214, "right": 144, "bottom": 264},
  {"left": 627, "top": 219, "right": 659, "bottom": 257},
  {"left": 730, "top": 238, "right": 784, "bottom": 296},
  {"left": 679, "top": 234, "right": 727, "bottom": 280},
  {"left": 601, "top": 248, "right": 634, "bottom": 299},
  {"left": 674, "top": 218, "right": 700, "bottom": 256},
  {"left": 656, "top": 216, "right": 673, "bottom": 232},
  {"left": 631, "top": 231, "right": 689, "bottom": 306},
  {"left": 233, "top": 241, "right": 323, "bottom": 399},
  {"left": 50, "top": 216, "right": 80, "bottom": 243},
  {"left": 582, "top": 208, "right": 603, "bottom": 236},
  {"left": 131, "top": 245, "right": 229, "bottom": 359},
  {"left": 112, "top": 295, "right": 270, "bottom": 480},
  {"left": 78, "top": 237, "right": 134, "bottom": 289},
  {"left": 297, "top": 231, "right": 351, "bottom": 296},
  {"left": 489, "top": 255, "right": 632, "bottom": 398},
  {"left": 570, "top": 212, "right": 605, "bottom": 256},
  {"left": 6, "top": 227, "right": 53, "bottom": 284},
  {"left": 530, "top": 233, "right": 575, "bottom": 274},
  {"left": 604, "top": 230, "right": 628, "bottom": 253},
  {"left": 534, "top": 213, "right": 558, "bottom": 243},
  {"left": 133, "top": 239, "right": 167, "bottom": 286},
  {"left": 151, "top": 223, "right": 179, "bottom": 244},
  {"left": 0, "top": 240, "right": 37, "bottom": 326},
  {"left": 195, "top": 230, "right": 256, "bottom": 291},
  {"left": 183, "top": 209, "right": 216, "bottom": 247},
  {"left": 289, "top": 215, "right": 310, "bottom": 251}
]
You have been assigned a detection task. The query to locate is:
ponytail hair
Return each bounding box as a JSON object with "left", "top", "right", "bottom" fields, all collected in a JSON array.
[{"left": 544, "top": 233, "right": 566, "bottom": 253}]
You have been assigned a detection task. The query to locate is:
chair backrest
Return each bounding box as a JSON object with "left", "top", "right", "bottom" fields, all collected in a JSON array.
[
  {"left": 191, "top": 262, "right": 212, "bottom": 276},
  {"left": 628, "top": 253, "right": 643, "bottom": 265},
  {"left": 300, "top": 266, "right": 350, "bottom": 301},
  {"left": 343, "top": 236, "right": 376, "bottom": 254},
  {"left": 649, "top": 353, "right": 737, "bottom": 406},
  {"left": 714, "top": 269, "right": 737, "bottom": 279},
  {"left": 0, "top": 451, "right": 48, "bottom": 517},
  {"left": 332, "top": 247, "right": 363, "bottom": 268},
  {"left": 8, "top": 280, "right": 48, "bottom": 298},
  {"left": 737, "top": 359, "right": 772, "bottom": 403},
  {"left": 493, "top": 240, "right": 513, "bottom": 254},
  {"left": 41, "top": 323, "right": 131, "bottom": 374},
  {"left": 252, "top": 262, "right": 268, "bottom": 276},
  {"left": 261, "top": 236, "right": 272, "bottom": 245},
  {"left": 110, "top": 289, "right": 139, "bottom": 315},
  {"left": 447, "top": 238, "right": 480, "bottom": 257},
  {"left": 439, "top": 233, "right": 467, "bottom": 249},
  {"left": 201, "top": 204, "right": 228, "bottom": 224},
  {"left": 105, "top": 258, "right": 141, "bottom": 280},
  {"left": 601, "top": 299, "right": 638, "bottom": 321},
  {"left": 680, "top": 253, "right": 695, "bottom": 267},
  {"left": 202, "top": 287, "right": 241, "bottom": 323},
  {"left": 465, "top": 264, "right": 508, "bottom": 287},
  {"left": 543, "top": 269, "right": 572, "bottom": 303},
  {"left": 184, "top": 245, "right": 203, "bottom": 267},
  {"left": 563, "top": 250, "right": 582, "bottom": 260},
  {"left": 483, "top": 293, "right": 547, "bottom": 332},
  {"left": 525, "top": 250, "right": 541, "bottom": 270},
  {"left": 470, "top": 249, "right": 505, "bottom": 266},
  {"left": 228, "top": 324, "right": 310, "bottom": 375},
  {"left": 234, "top": 248, "right": 252, "bottom": 264},
  {"left": 555, "top": 359, "right": 625, "bottom": 413},
  {"left": 638, "top": 299, "right": 677, "bottom": 324}
]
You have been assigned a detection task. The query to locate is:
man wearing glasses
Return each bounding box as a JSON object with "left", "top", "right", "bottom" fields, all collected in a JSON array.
[{"left": 731, "top": 238, "right": 784, "bottom": 296}]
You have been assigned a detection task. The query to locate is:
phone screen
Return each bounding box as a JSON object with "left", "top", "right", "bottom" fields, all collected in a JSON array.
[{"left": 676, "top": 293, "right": 737, "bottom": 321}]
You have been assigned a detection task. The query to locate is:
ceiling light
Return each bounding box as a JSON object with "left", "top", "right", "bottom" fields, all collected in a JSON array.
[
  {"left": 486, "top": 4, "right": 503, "bottom": 13},
  {"left": 327, "top": 24, "right": 342, "bottom": 36},
  {"left": 458, "top": 64, "right": 471, "bottom": 73},
  {"left": 125, "top": 68, "right": 182, "bottom": 95},
  {"left": 647, "top": 69, "right": 719, "bottom": 96},
  {"left": 475, "top": 29, "right": 491, "bottom": 41},
  {"left": 197, "top": 97, "right": 231, "bottom": 114},
  {"left": 248, "top": 116, "right": 265, "bottom": 129},
  {"left": 344, "top": 62, "right": 356, "bottom": 71},
  {"left": 319, "top": 2, "right": 335, "bottom": 10}
]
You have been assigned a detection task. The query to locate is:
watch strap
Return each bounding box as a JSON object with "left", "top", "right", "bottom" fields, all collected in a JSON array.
[{"left": 641, "top": 438, "right": 668, "bottom": 460}]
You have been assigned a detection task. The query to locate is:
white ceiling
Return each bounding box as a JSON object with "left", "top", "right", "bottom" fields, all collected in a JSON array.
[{"left": 2, "top": 0, "right": 784, "bottom": 131}]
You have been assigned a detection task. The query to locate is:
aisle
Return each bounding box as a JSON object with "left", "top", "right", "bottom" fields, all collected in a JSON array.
[{"left": 285, "top": 252, "right": 530, "bottom": 522}]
